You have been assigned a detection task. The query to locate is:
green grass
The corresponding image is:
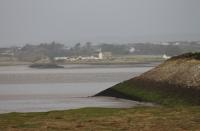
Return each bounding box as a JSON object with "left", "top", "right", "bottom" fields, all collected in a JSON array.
[
  {"left": 0, "top": 107, "right": 200, "bottom": 131},
  {"left": 109, "top": 81, "right": 200, "bottom": 106}
]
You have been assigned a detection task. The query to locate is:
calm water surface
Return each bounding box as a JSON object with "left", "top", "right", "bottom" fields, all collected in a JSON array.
[{"left": 0, "top": 64, "right": 154, "bottom": 113}]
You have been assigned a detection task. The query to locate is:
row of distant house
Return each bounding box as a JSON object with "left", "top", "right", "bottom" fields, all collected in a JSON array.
[
  {"left": 54, "top": 51, "right": 112, "bottom": 61},
  {"left": 0, "top": 48, "right": 15, "bottom": 56}
]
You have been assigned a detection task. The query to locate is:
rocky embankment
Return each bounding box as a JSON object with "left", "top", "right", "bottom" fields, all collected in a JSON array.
[{"left": 96, "top": 53, "right": 200, "bottom": 105}]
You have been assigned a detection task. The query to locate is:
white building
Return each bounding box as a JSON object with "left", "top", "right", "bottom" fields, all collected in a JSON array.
[
  {"left": 129, "top": 47, "right": 135, "bottom": 53},
  {"left": 98, "top": 52, "right": 103, "bottom": 59},
  {"left": 163, "top": 54, "right": 171, "bottom": 59},
  {"left": 54, "top": 57, "right": 69, "bottom": 61},
  {"left": 54, "top": 49, "right": 104, "bottom": 62}
]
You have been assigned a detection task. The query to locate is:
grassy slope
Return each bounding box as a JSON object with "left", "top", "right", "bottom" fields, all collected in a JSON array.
[
  {"left": 0, "top": 107, "right": 200, "bottom": 131},
  {"left": 96, "top": 53, "right": 200, "bottom": 106},
  {"left": 98, "top": 79, "right": 200, "bottom": 106}
]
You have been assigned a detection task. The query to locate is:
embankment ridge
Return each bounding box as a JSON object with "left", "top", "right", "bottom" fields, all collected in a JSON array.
[{"left": 95, "top": 53, "right": 200, "bottom": 105}]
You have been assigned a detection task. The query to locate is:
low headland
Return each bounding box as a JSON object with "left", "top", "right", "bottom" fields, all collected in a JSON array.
[
  {"left": 0, "top": 53, "right": 200, "bottom": 130},
  {"left": 95, "top": 52, "right": 200, "bottom": 106}
]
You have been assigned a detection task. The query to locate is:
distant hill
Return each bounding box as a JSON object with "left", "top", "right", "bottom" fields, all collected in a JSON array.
[{"left": 95, "top": 53, "right": 200, "bottom": 106}]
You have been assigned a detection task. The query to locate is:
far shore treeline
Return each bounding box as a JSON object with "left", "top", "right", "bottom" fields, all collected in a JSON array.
[{"left": 0, "top": 41, "right": 200, "bottom": 62}]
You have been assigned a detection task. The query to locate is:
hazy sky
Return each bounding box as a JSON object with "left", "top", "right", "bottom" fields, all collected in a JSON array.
[{"left": 0, "top": 0, "right": 200, "bottom": 47}]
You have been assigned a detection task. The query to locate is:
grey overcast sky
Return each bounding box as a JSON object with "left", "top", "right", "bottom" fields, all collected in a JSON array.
[{"left": 0, "top": 0, "right": 200, "bottom": 47}]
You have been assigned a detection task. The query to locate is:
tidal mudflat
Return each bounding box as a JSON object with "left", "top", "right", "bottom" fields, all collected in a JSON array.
[{"left": 0, "top": 64, "right": 153, "bottom": 113}]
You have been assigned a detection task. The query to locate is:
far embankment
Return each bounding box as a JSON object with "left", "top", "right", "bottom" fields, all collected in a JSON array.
[
  {"left": 95, "top": 53, "right": 200, "bottom": 106},
  {"left": 0, "top": 54, "right": 163, "bottom": 66}
]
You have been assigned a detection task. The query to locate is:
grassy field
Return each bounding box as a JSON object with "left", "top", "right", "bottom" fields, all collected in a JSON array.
[{"left": 0, "top": 106, "right": 200, "bottom": 131}]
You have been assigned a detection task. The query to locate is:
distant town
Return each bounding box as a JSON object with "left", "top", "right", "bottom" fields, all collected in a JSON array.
[{"left": 0, "top": 41, "right": 200, "bottom": 65}]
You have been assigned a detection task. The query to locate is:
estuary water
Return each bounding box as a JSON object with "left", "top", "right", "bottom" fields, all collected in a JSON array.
[{"left": 0, "top": 64, "right": 154, "bottom": 113}]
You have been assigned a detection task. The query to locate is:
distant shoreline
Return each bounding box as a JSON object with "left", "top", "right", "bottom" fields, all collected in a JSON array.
[{"left": 0, "top": 61, "right": 161, "bottom": 67}]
